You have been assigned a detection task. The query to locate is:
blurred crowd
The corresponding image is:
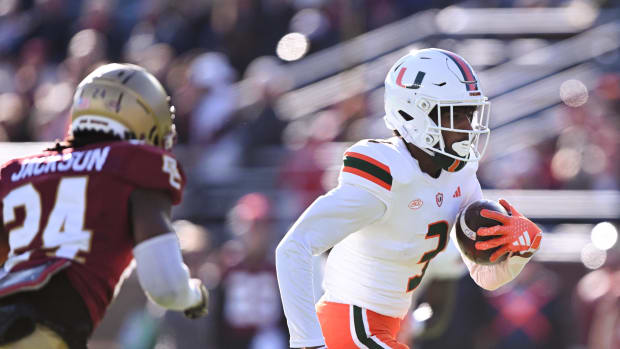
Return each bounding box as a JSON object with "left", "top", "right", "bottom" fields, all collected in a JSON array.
[
  {"left": 1, "top": 0, "right": 619, "bottom": 348},
  {"left": 476, "top": 73, "right": 620, "bottom": 191},
  {"left": 0, "top": 0, "right": 452, "bottom": 143}
]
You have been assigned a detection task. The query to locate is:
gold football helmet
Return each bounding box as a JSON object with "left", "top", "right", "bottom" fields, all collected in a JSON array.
[{"left": 71, "top": 63, "right": 176, "bottom": 149}]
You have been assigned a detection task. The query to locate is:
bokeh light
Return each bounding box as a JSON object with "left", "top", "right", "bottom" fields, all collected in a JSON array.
[
  {"left": 576, "top": 269, "right": 610, "bottom": 302},
  {"left": 560, "top": 79, "right": 589, "bottom": 107},
  {"left": 68, "top": 29, "right": 100, "bottom": 58},
  {"left": 591, "top": 222, "right": 618, "bottom": 250},
  {"left": 550, "top": 148, "right": 581, "bottom": 180},
  {"left": 436, "top": 7, "right": 467, "bottom": 34},
  {"left": 582, "top": 145, "right": 608, "bottom": 175},
  {"left": 565, "top": 0, "right": 599, "bottom": 29},
  {"left": 412, "top": 302, "right": 433, "bottom": 322},
  {"left": 276, "top": 33, "right": 309, "bottom": 62},
  {"left": 290, "top": 9, "right": 326, "bottom": 38},
  {"left": 34, "top": 82, "right": 73, "bottom": 114},
  {"left": 580, "top": 243, "right": 607, "bottom": 269}
]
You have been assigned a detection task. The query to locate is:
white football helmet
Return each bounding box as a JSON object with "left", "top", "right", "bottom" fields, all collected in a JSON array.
[{"left": 384, "top": 48, "right": 490, "bottom": 171}]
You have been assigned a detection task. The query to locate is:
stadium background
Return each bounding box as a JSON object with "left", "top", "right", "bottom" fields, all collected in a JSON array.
[{"left": 0, "top": 0, "right": 619, "bottom": 348}]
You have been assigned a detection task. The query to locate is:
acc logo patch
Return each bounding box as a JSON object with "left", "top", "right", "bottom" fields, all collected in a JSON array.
[
  {"left": 408, "top": 199, "right": 423, "bottom": 210},
  {"left": 436, "top": 192, "right": 443, "bottom": 207}
]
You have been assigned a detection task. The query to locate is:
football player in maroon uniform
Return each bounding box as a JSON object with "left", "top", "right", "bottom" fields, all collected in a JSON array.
[{"left": 0, "top": 63, "right": 208, "bottom": 349}]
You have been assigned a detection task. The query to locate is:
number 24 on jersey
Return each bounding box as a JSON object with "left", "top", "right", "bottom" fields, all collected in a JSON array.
[{"left": 3, "top": 177, "right": 92, "bottom": 267}]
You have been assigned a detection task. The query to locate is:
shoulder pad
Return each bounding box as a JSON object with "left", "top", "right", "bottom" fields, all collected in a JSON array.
[
  {"left": 340, "top": 139, "right": 394, "bottom": 193},
  {"left": 106, "top": 143, "right": 186, "bottom": 204},
  {"left": 349, "top": 138, "right": 416, "bottom": 185}
]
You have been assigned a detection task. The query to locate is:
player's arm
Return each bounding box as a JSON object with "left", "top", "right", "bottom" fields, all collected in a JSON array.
[
  {"left": 464, "top": 198, "right": 541, "bottom": 290},
  {"left": 0, "top": 204, "right": 7, "bottom": 266},
  {"left": 457, "top": 180, "right": 540, "bottom": 291},
  {"left": 459, "top": 243, "right": 533, "bottom": 291},
  {"left": 130, "top": 188, "right": 208, "bottom": 318},
  {"left": 275, "top": 184, "right": 386, "bottom": 348}
]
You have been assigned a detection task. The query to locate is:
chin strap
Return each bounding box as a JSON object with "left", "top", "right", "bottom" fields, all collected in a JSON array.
[
  {"left": 413, "top": 137, "right": 469, "bottom": 173},
  {"left": 431, "top": 151, "right": 466, "bottom": 172},
  {"left": 409, "top": 138, "right": 467, "bottom": 173}
]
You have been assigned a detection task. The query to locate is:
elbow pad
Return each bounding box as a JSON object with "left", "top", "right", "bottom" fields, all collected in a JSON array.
[{"left": 133, "top": 233, "right": 202, "bottom": 311}]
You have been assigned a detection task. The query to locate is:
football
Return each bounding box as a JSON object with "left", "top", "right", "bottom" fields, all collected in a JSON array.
[{"left": 455, "top": 199, "right": 509, "bottom": 265}]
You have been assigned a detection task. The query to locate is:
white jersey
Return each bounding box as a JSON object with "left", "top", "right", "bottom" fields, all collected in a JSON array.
[
  {"left": 275, "top": 137, "right": 532, "bottom": 348},
  {"left": 323, "top": 137, "right": 481, "bottom": 317}
]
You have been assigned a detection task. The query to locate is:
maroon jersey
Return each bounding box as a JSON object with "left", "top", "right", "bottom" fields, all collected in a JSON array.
[{"left": 0, "top": 141, "right": 185, "bottom": 325}]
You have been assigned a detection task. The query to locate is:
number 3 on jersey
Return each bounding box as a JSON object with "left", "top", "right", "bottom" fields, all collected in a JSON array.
[
  {"left": 2, "top": 177, "right": 92, "bottom": 266},
  {"left": 407, "top": 221, "right": 449, "bottom": 292}
]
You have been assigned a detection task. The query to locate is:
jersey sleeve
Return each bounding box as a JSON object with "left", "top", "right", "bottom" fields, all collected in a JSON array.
[
  {"left": 338, "top": 140, "right": 393, "bottom": 204},
  {"left": 0, "top": 202, "right": 5, "bottom": 262},
  {"left": 276, "top": 184, "right": 387, "bottom": 347},
  {"left": 107, "top": 144, "right": 186, "bottom": 205},
  {"left": 0, "top": 166, "right": 5, "bottom": 235},
  {"left": 0, "top": 167, "right": 2, "bottom": 228},
  {"left": 459, "top": 247, "right": 532, "bottom": 291},
  {"left": 0, "top": 171, "right": 8, "bottom": 265}
]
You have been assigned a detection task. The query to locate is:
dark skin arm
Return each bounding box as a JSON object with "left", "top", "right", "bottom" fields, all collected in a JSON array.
[{"left": 129, "top": 188, "right": 175, "bottom": 246}]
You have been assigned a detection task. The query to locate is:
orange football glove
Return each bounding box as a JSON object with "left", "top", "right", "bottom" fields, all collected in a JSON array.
[{"left": 474, "top": 199, "right": 542, "bottom": 263}]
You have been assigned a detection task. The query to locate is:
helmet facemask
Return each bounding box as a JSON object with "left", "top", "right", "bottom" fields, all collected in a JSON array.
[{"left": 426, "top": 102, "right": 490, "bottom": 162}]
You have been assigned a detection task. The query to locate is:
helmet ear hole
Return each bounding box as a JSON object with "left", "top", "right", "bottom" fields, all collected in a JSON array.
[
  {"left": 398, "top": 110, "right": 414, "bottom": 121},
  {"left": 425, "top": 135, "right": 435, "bottom": 145}
]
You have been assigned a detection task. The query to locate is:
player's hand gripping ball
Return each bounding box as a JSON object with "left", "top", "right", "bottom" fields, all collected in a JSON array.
[{"left": 455, "top": 199, "right": 509, "bottom": 265}]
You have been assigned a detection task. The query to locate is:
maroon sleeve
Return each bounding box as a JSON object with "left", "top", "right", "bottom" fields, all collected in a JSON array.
[
  {"left": 0, "top": 164, "right": 5, "bottom": 229},
  {"left": 106, "top": 143, "right": 186, "bottom": 204},
  {"left": 0, "top": 171, "right": 7, "bottom": 265}
]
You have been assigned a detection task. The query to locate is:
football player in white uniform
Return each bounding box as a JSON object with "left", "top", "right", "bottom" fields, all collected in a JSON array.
[{"left": 275, "top": 48, "right": 542, "bottom": 349}]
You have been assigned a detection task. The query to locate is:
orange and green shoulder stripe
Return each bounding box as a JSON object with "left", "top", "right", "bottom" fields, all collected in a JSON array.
[{"left": 342, "top": 151, "right": 392, "bottom": 190}]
